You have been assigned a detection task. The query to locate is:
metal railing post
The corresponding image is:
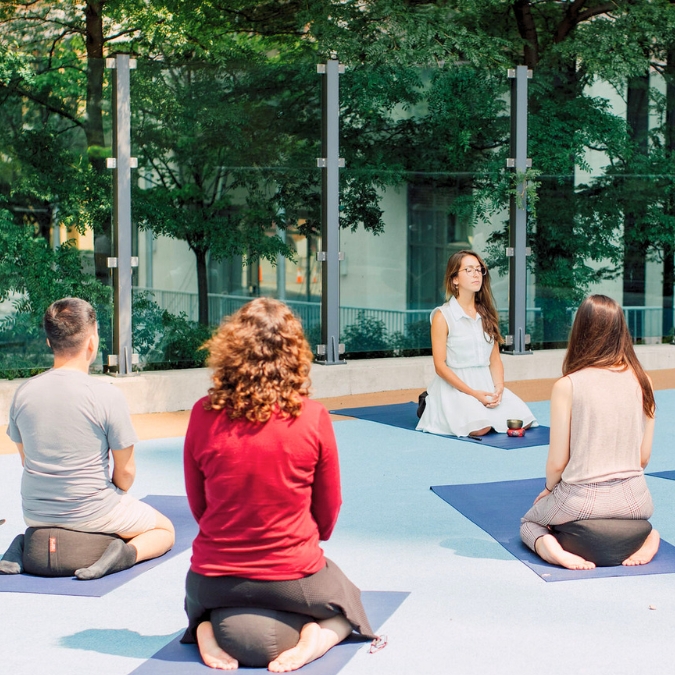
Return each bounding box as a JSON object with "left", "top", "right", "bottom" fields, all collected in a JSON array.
[
  {"left": 106, "top": 54, "right": 139, "bottom": 376},
  {"left": 505, "top": 65, "right": 533, "bottom": 356},
  {"left": 316, "top": 58, "right": 346, "bottom": 365}
]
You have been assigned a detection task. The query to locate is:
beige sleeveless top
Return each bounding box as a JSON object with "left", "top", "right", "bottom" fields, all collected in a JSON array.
[{"left": 561, "top": 367, "right": 646, "bottom": 484}]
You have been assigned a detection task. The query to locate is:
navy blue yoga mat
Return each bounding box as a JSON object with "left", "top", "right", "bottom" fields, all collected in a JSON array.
[
  {"left": 129, "top": 590, "right": 409, "bottom": 675},
  {"left": 330, "top": 402, "right": 550, "bottom": 449},
  {"left": 647, "top": 471, "right": 675, "bottom": 481},
  {"left": 431, "top": 478, "right": 675, "bottom": 582},
  {"left": 0, "top": 495, "right": 196, "bottom": 597}
]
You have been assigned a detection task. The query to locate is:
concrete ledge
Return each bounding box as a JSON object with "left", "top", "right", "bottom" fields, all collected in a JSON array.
[
  {"left": 97, "top": 368, "right": 212, "bottom": 416},
  {"left": 0, "top": 369, "right": 211, "bottom": 425},
  {"left": 310, "top": 356, "right": 436, "bottom": 399},
  {"left": 1, "top": 344, "right": 674, "bottom": 423}
]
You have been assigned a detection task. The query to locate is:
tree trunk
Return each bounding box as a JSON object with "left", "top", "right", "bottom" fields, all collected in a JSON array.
[
  {"left": 663, "top": 245, "right": 674, "bottom": 338},
  {"left": 513, "top": 0, "right": 539, "bottom": 69},
  {"left": 85, "top": 2, "right": 106, "bottom": 158},
  {"left": 85, "top": 1, "right": 111, "bottom": 287},
  {"left": 663, "top": 46, "right": 675, "bottom": 339},
  {"left": 532, "top": 66, "right": 581, "bottom": 346},
  {"left": 622, "top": 74, "right": 650, "bottom": 340},
  {"left": 195, "top": 247, "right": 210, "bottom": 325}
]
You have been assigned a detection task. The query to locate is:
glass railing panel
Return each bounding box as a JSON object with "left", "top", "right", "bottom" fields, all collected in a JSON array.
[
  {"left": 129, "top": 60, "right": 322, "bottom": 369},
  {"left": 338, "top": 63, "right": 510, "bottom": 356},
  {"left": 526, "top": 65, "right": 675, "bottom": 348},
  {"left": 0, "top": 56, "right": 112, "bottom": 378}
]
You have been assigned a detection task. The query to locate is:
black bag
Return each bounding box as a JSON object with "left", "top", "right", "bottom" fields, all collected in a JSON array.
[{"left": 416, "top": 391, "right": 428, "bottom": 419}]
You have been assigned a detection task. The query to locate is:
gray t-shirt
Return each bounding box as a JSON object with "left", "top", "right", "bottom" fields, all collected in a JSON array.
[{"left": 6, "top": 369, "right": 139, "bottom": 524}]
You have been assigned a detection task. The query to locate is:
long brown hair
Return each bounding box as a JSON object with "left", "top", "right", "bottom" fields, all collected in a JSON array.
[
  {"left": 204, "top": 298, "right": 313, "bottom": 423},
  {"left": 444, "top": 250, "right": 503, "bottom": 344},
  {"left": 563, "top": 294, "right": 654, "bottom": 418}
]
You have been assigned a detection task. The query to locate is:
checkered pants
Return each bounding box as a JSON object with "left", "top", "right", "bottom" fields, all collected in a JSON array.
[{"left": 520, "top": 475, "right": 654, "bottom": 551}]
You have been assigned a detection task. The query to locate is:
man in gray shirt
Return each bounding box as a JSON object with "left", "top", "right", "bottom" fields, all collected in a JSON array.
[{"left": 0, "top": 298, "right": 174, "bottom": 579}]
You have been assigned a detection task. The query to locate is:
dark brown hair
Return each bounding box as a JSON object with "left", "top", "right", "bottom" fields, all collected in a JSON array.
[
  {"left": 444, "top": 250, "right": 503, "bottom": 344},
  {"left": 204, "top": 297, "right": 313, "bottom": 423},
  {"left": 563, "top": 294, "right": 655, "bottom": 417},
  {"left": 43, "top": 298, "right": 97, "bottom": 356}
]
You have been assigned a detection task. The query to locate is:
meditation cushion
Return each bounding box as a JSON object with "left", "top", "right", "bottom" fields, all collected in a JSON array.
[
  {"left": 550, "top": 519, "right": 652, "bottom": 567},
  {"left": 211, "top": 607, "right": 311, "bottom": 667},
  {"left": 23, "top": 527, "right": 122, "bottom": 577}
]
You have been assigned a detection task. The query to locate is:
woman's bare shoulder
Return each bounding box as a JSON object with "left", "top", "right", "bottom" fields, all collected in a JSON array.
[{"left": 552, "top": 375, "right": 573, "bottom": 395}]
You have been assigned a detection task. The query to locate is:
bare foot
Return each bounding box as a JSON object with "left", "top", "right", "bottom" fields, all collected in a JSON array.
[
  {"left": 269, "top": 622, "right": 323, "bottom": 673},
  {"left": 268, "top": 616, "right": 351, "bottom": 673},
  {"left": 623, "top": 529, "right": 660, "bottom": 566},
  {"left": 535, "top": 534, "right": 596, "bottom": 570},
  {"left": 196, "top": 621, "right": 238, "bottom": 670}
]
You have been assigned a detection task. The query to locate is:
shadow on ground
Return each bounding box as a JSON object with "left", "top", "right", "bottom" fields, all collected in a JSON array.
[
  {"left": 439, "top": 536, "right": 515, "bottom": 560},
  {"left": 60, "top": 628, "right": 183, "bottom": 658}
]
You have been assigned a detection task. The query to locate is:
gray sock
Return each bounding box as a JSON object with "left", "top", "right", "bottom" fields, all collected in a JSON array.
[
  {"left": 75, "top": 539, "right": 137, "bottom": 580},
  {"left": 0, "top": 534, "right": 25, "bottom": 575}
]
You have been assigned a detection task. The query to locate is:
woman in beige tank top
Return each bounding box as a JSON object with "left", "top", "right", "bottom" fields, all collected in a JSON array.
[{"left": 520, "top": 295, "right": 660, "bottom": 570}]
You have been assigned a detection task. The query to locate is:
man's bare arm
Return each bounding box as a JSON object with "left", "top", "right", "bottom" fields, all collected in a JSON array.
[
  {"left": 111, "top": 446, "right": 136, "bottom": 492},
  {"left": 15, "top": 443, "right": 25, "bottom": 466}
]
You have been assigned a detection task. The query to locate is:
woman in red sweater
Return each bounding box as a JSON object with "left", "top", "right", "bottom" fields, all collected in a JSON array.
[{"left": 182, "top": 298, "right": 374, "bottom": 671}]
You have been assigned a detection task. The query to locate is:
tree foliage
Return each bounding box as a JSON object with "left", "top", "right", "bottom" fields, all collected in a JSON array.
[{"left": 2, "top": 0, "right": 675, "bottom": 355}]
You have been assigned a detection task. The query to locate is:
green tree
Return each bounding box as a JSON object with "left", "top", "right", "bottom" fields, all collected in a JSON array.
[
  {"left": 446, "top": 0, "right": 672, "bottom": 343},
  {"left": 131, "top": 58, "right": 301, "bottom": 325},
  {"left": 0, "top": 206, "right": 112, "bottom": 376},
  {"left": 4, "top": 0, "right": 675, "bottom": 349}
]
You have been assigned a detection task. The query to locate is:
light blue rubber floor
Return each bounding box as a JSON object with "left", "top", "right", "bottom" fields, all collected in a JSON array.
[{"left": 2, "top": 393, "right": 675, "bottom": 674}]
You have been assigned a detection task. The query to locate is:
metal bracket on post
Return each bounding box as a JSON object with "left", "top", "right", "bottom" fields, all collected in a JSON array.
[
  {"left": 106, "top": 53, "right": 138, "bottom": 376},
  {"left": 316, "top": 57, "right": 346, "bottom": 366},
  {"left": 504, "top": 65, "right": 533, "bottom": 356}
]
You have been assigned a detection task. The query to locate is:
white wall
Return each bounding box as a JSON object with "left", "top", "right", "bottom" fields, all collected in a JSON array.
[
  {"left": 141, "top": 235, "right": 197, "bottom": 293},
  {"left": 472, "top": 208, "right": 511, "bottom": 309},
  {"left": 339, "top": 186, "right": 408, "bottom": 310},
  {"left": 582, "top": 73, "right": 669, "bottom": 316}
]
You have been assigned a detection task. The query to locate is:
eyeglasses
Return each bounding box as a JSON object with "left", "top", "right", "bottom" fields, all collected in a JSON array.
[{"left": 459, "top": 266, "right": 486, "bottom": 276}]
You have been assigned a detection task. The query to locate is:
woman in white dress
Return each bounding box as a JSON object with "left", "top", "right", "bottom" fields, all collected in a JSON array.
[{"left": 417, "top": 250, "right": 537, "bottom": 437}]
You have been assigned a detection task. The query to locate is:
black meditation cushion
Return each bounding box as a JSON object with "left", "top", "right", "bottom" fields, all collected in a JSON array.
[
  {"left": 23, "top": 527, "right": 122, "bottom": 577},
  {"left": 550, "top": 519, "right": 652, "bottom": 567},
  {"left": 211, "top": 607, "right": 312, "bottom": 667}
]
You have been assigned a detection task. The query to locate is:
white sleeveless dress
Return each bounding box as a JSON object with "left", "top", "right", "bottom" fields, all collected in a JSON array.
[{"left": 416, "top": 298, "right": 538, "bottom": 437}]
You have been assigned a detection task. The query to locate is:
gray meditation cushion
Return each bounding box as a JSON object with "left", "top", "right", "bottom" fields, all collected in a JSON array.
[
  {"left": 211, "top": 607, "right": 312, "bottom": 667},
  {"left": 550, "top": 519, "right": 652, "bottom": 567},
  {"left": 23, "top": 527, "right": 122, "bottom": 577}
]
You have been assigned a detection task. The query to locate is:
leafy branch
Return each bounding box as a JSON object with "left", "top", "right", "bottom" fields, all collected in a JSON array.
[{"left": 510, "top": 167, "right": 542, "bottom": 216}]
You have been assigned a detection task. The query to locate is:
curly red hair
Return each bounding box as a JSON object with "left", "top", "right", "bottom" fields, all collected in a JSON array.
[{"left": 204, "top": 298, "right": 313, "bottom": 422}]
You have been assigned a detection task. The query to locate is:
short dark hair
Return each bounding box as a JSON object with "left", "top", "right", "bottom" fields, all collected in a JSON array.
[{"left": 43, "top": 298, "right": 97, "bottom": 356}]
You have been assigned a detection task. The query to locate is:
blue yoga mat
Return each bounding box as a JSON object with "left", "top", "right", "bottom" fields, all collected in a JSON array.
[
  {"left": 647, "top": 471, "right": 675, "bottom": 481},
  {"left": 431, "top": 478, "right": 675, "bottom": 582},
  {"left": 129, "top": 590, "right": 409, "bottom": 675},
  {"left": 0, "top": 495, "right": 196, "bottom": 597},
  {"left": 330, "top": 402, "right": 550, "bottom": 449}
]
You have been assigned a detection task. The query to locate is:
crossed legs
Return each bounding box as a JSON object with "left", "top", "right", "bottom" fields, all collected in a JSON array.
[
  {"left": 0, "top": 509, "right": 175, "bottom": 579},
  {"left": 75, "top": 509, "right": 175, "bottom": 580}
]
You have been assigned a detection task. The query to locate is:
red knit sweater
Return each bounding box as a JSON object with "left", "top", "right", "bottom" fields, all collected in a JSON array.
[{"left": 183, "top": 397, "right": 341, "bottom": 579}]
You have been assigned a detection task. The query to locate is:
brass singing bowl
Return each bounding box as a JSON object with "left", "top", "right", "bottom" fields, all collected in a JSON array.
[{"left": 506, "top": 419, "right": 523, "bottom": 430}]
